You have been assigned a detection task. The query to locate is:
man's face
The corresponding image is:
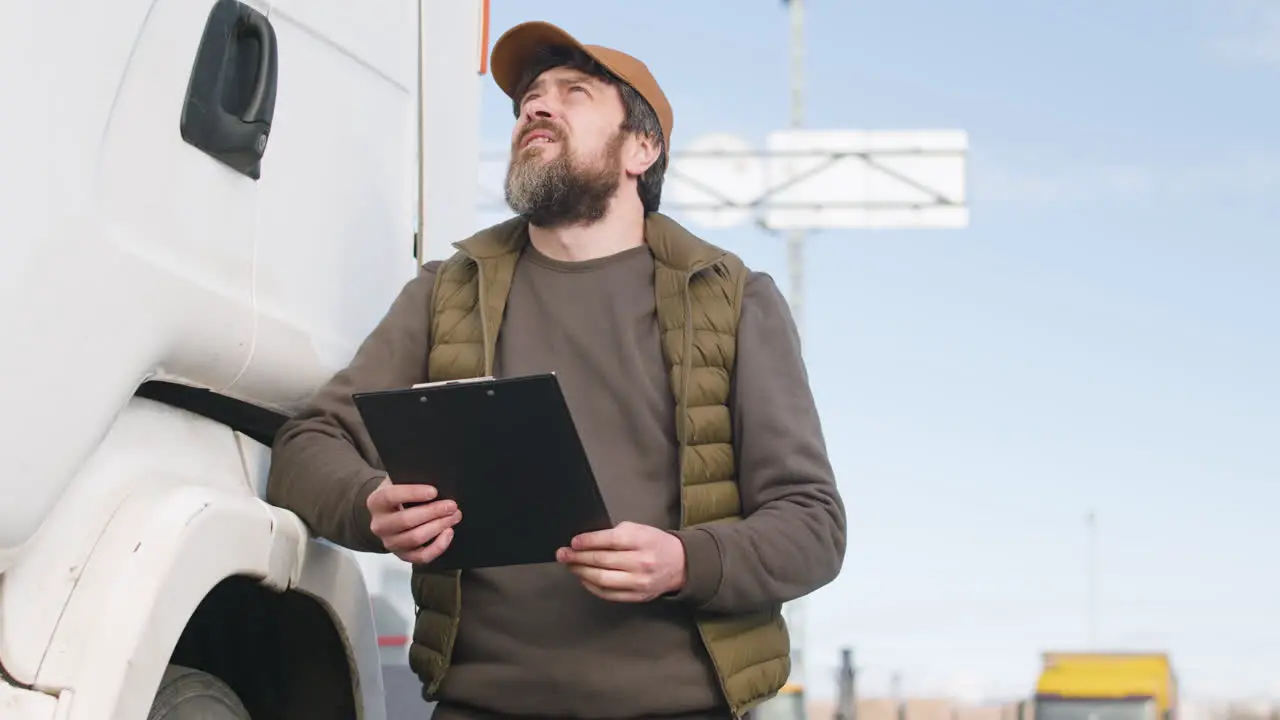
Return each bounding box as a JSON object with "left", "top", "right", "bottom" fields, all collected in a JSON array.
[{"left": 504, "top": 65, "right": 628, "bottom": 228}]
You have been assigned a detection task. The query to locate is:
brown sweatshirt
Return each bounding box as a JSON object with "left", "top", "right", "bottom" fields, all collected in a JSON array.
[{"left": 266, "top": 240, "right": 846, "bottom": 718}]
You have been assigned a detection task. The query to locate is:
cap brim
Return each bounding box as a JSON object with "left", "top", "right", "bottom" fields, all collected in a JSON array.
[
  {"left": 491, "top": 21, "right": 593, "bottom": 101},
  {"left": 488, "top": 20, "right": 675, "bottom": 149}
]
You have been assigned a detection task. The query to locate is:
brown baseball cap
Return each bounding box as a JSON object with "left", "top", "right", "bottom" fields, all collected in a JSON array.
[{"left": 490, "top": 21, "right": 673, "bottom": 150}]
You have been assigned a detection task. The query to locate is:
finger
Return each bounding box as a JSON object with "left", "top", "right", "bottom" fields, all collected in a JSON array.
[
  {"left": 566, "top": 564, "right": 644, "bottom": 592},
  {"left": 398, "top": 527, "right": 454, "bottom": 565},
  {"left": 577, "top": 579, "right": 649, "bottom": 603},
  {"left": 379, "top": 482, "right": 440, "bottom": 508},
  {"left": 387, "top": 509, "right": 461, "bottom": 551},
  {"left": 396, "top": 527, "right": 455, "bottom": 565},
  {"left": 556, "top": 548, "right": 638, "bottom": 571},
  {"left": 371, "top": 499, "right": 458, "bottom": 537},
  {"left": 383, "top": 510, "right": 462, "bottom": 552},
  {"left": 569, "top": 527, "right": 635, "bottom": 552}
]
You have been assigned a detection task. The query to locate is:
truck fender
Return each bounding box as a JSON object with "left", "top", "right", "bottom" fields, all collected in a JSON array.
[{"left": 33, "top": 484, "right": 387, "bottom": 720}]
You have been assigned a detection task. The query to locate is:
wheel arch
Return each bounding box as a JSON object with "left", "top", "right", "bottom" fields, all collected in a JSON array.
[
  {"left": 34, "top": 486, "right": 387, "bottom": 720},
  {"left": 166, "top": 574, "right": 358, "bottom": 720}
]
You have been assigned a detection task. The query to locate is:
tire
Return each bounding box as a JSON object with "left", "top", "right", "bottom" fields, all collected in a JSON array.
[{"left": 147, "top": 664, "right": 252, "bottom": 720}]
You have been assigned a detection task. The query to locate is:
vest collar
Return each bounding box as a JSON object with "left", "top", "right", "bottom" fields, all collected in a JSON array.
[
  {"left": 452, "top": 215, "right": 528, "bottom": 259},
  {"left": 643, "top": 212, "right": 728, "bottom": 273},
  {"left": 453, "top": 212, "right": 728, "bottom": 274}
]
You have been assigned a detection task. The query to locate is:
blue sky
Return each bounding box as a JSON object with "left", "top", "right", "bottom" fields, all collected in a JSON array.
[{"left": 476, "top": 0, "right": 1280, "bottom": 703}]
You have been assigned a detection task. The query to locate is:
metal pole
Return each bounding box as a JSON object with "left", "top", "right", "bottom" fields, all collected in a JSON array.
[
  {"left": 835, "top": 648, "right": 855, "bottom": 720},
  {"left": 785, "top": 0, "right": 808, "bottom": 708},
  {"left": 414, "top": 0, "right": 426, "bottom": 262},
  {"left": 891, "top": 672, "right": 904, "bottom": 720},
  {"left": 1086, "top": 510, "right": 1097, "bottom": 647},
  {"left": 786, "top": 0, "right": 806, "bottom": 342}
]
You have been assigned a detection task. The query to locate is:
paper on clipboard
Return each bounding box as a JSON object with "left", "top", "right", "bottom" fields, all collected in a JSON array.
[{"left": 412, "top": 376, "right": 495, "bottom": 390}]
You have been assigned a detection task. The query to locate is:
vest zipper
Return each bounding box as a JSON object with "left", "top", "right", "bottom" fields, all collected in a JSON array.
[
  {"left": 475, "top": 257, "right": 494, "bottom": 376},
  {"left": 678, "top": 268, "right": 694, "bottom": 528}
]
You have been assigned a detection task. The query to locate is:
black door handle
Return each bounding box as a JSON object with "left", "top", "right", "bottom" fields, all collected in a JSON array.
[{"left": 180, "top": 0, "right": 278, "bottom": 180}]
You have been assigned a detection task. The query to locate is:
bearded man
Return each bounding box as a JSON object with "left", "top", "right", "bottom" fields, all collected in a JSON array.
[{"left": 266, "top": 20, "right": 846, "bottom": 720}]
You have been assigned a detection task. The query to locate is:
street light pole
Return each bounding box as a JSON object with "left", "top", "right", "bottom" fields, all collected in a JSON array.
[
  {"left": 782, "top": 0, "right": 809, "bottom": 710},
  {"left": 1086, "top": 509, "right": 1097, "bottom": 647},
  {"left": 786, "top": 0, "right": 806, "bottom": 343}
]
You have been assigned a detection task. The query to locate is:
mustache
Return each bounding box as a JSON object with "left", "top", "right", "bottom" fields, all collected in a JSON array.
[{"left": 514, "top": 120, "right": 566, "bottom": 150}]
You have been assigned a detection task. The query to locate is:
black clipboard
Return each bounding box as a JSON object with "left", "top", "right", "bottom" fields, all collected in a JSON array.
[{"left": 351, "top": 372, "right": 613, "bottom": 570}]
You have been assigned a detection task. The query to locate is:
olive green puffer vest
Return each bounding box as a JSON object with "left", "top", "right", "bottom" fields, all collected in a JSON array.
[{"left": 406, "top": 212, "right": 790, "bottom": 717}]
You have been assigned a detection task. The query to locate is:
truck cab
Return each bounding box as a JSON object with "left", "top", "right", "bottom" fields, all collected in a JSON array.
[
  {"left": 1033, "top": 652, "right": 1179, "bottom": 720},
  {"left": 0, "top": 0, "right": 486, "bottom": 717}
]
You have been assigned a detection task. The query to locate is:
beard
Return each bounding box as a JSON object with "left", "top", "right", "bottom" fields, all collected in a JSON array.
[{"left": 504, "top": 122, "right": 625, "bottom": 229}]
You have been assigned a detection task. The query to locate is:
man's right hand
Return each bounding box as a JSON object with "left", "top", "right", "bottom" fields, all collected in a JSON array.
[{"left": 366, "top": 478, "right": 462, "bottom": 564}]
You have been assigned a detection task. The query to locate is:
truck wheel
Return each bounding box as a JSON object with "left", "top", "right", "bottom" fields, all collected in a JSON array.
[{"left": 148, "top": 664, "right": 252, "bottom": 720}]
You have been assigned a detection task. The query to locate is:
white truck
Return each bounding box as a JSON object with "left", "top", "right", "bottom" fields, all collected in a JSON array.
[{"left": 0, "top": 0, "right": 488, "bottom": 717}]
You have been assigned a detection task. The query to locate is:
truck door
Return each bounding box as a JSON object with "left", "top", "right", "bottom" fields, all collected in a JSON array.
[
  {"left": 252, "top": 0, "right": 420, "bottom": 378},
  {"left": 98, "top": 0, "right": 275, "bottom": 386}
]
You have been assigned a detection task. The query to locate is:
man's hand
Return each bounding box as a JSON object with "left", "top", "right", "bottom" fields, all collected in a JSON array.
[
  {"left": 366, "top": 478, "right": 462, "bottom": 564},
  {"left": 555, "top": 521, "right": 686, "bottom": 602}
]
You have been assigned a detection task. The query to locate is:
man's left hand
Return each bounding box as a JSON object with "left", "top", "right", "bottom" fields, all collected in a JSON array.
[{"left": 556, "top": 521, "right": 686, "bottom": 602}]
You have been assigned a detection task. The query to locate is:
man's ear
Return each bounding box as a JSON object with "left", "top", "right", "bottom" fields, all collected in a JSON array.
[{"left": 624, "top": 133, "right": 662, "bottom": 179}]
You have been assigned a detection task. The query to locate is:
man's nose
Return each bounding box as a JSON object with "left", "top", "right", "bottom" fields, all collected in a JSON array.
[{"left": 522, "top": 96, "right": 557, "bottom": 123}]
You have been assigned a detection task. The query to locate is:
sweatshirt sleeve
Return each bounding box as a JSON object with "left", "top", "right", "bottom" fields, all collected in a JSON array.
[
  {"left": 265, "top": 261, "right": 440, "bottom": 553},
  {"left": 673, "top": 271, "right": 847, "bottom": 613}
]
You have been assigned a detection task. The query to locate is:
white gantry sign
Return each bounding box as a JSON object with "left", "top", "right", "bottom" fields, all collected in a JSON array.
[{"left": 663, "top": 129, "right": 969, "bottom": 231}]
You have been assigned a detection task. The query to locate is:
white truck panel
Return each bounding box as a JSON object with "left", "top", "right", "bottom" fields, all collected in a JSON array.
[
  {"left": 98, "top": 0, "right": 264, "bottom": 313},
  {"left": 37, "top": 487, "right": 386, "bottom": 720},
  {"left": 0, "top": 683, "right": 62, "bottom": 719},
  {"left": 243, "top": 0, "right": 420, "bottom": 404},
  {"left": 2, "top": 0, "right": 487, "bottom": 713},
  {"left": 37, "top": 484, "right": 294, "bottom": 719},
  {"left": 418, "top": 0, "right": 485, "bottom": 262},
  {"left": 0, "top": 399, "right": 386, "bottom": 719},
  {"left": 0, "top": 0, "right": 267, "bottom": 566},
  {"left": 269, "top": 0, "right": 416, "bottom": 91},
  {"left": 0, "top": 399, "right": 252, "bottom": 684}
]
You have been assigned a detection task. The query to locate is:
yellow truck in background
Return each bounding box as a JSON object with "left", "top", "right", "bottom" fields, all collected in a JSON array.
[{"left": 1033, "top": 652, "right": 1178, "bottom": 720}]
